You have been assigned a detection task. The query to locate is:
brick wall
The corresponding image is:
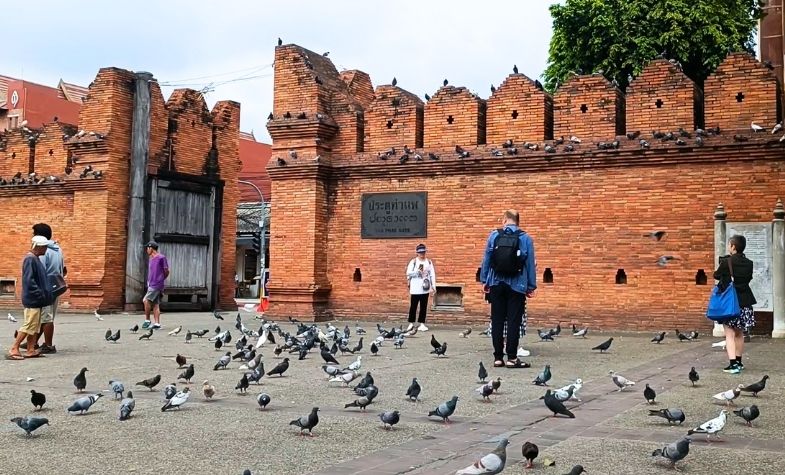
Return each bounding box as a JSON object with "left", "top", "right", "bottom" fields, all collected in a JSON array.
[
  {"left": 365, "top": 84, "right": 424, "bottom": 152},
  {"left": 627, "top": 59, "right": 701, "bottom": 133},
  {"left": 554, "top": 74, "right": 624, "bottom": 140},
  {"left": 424, "top": 85, "right": 487, "bottom": 148},
  {"left": 705, "top": 52, "right": 782, "bottom": 132},
  {"left": 487, "top": 74, "right": 553, "bottom": 145}
]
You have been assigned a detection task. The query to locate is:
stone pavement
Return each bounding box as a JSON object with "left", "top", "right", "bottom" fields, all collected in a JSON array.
[{"left": 0, "top": 312, "right": 782, "bottom": 475}]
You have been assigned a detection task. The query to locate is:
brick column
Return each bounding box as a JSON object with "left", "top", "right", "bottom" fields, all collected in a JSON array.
[
  {"left": 713, "top": 203, "right": 727, "bottom": 337},
  {"left": 772, "top": 198, "right": 785, "bottom": 338}
]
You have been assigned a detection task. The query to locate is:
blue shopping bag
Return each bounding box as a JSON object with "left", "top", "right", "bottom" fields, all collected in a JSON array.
[{"left": 706, "top": 282, "right": 741, "bottom": 321}]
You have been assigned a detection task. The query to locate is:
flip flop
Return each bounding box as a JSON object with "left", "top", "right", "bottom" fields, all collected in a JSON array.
[
  {"left": 24, "top": 352, "right": 45, "bottom": 358},
  {"left": 5, "top": 354, "right": 24, "bottom": 361},
  {"left": 506, "top": 359, "right": 530, "bottom": 368}
]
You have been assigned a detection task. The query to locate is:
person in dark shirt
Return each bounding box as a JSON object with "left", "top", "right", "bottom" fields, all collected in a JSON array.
[{"left": 713, "top": 235, "right": 756, "bottom": 374}]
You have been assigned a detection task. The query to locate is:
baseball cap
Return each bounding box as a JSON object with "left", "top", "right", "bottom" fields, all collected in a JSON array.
[
  {"left": 31, "top": 235, "right": 50, "bottom": 248},
  {"left": 146, "top": 241, "right": 159, "bottom": 250},
  {"left": 415, "top": 243, "right": 427, "bottom": 253}
]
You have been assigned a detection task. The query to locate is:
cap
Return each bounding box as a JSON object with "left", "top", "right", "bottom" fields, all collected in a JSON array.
[
  {"left": 146, "top": 241, "right": 159, "bottom": 250},
  {"left": 31, "top": 235, "right": 50, "bottom": 249},
  {"left": 415, "top": 243, "right": 427, "bottom": 253}
]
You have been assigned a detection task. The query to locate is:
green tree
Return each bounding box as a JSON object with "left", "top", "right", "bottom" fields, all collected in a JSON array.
[{"left": 543, "top": 0, "right": 765, "bottom": 92}]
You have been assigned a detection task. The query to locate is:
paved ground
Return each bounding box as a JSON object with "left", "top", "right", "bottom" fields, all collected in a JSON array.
[{"left": 0, "top": 311, "right": 781, "bottom": 475}]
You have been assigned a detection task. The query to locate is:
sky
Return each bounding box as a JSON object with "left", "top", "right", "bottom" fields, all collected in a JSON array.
[{"left": 1, "top": 1, "right": 556, "bottom": 143}]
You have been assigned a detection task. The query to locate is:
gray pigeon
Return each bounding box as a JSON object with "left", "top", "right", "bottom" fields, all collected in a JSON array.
[
  {"left": 345, "top": 396, "right": 372, "bottom": 411},
  {"left": 67, "top": 393, "right": 103, "bottom": 414},
  {"left": 247, "top": 367, "right": 264, "bottom": 385},
  {"left": 533, "top": 365, "right": 552, "bottom": 386},
  {"left": 648, "top": 408, "right": 686, "bottom": 425},
  {"left": 109, "top": 380, "right": 125, "bottom": 399},
  {"left": 428, "top": 395, "right": 458, "bottom": 423},
  {"left": 553, "top": 385, "right": 575, "bottom": 402},
  {"left": 11, "top": 416, "right": 49, "bottom": 436},
  {"left": 290, "top": 407, "right": 319, "bottom": 436},
  {"left": 119, "top": 391, "right": 136, "bottom": 420},
  {"left": 652, "top": 437, "right": 691, "bottom": 469},
  {"left": 733, "top": 405, "right": 760, "bottom": 426},
  {"left": 379, "top": 410, "right": 400, "bottom": 429},
  {"left": 214, "top": 352, "right": 232, "bottom": 371},
  {"left": 163, "top": 383, "right": 177, "bottom": 400},
  {"left": 178, "top": 364, "right": 195, "bottom": 383},
  {"left": 562, "top": 466, "right": 586, "bottom": 475},
  {"left": 257, "top": 393, "right": 271, "bottom": 410},
  {"left": 455, "top": 438, "right": 509, "bottom": 474},
  {"left": 136, "top": 374, "right": 161, "bottom": 391}
]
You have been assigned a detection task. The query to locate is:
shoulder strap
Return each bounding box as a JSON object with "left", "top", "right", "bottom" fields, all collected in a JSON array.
[{"left": 727, "top": 255, "right": 735, "bottom": 282}]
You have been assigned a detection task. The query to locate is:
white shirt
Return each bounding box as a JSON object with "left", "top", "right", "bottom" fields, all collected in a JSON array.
[{"left": 406, "top": 257, "right": 437, "bottom": 295}]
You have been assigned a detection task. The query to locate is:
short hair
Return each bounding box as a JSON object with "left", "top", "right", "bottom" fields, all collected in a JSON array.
[
  {"left": 729, "top": 235, "right": 746, "bottom": 253},
  {"left": 503, "top": 209, "right": 519, "bottom": 225},
  {"left": 32, "top": 223, "right": 52, "bottom": 240}
]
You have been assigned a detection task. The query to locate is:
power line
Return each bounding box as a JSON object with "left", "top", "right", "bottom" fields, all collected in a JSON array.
[{"left": 158, "top": 63, "right": 273, "bottom": 86}]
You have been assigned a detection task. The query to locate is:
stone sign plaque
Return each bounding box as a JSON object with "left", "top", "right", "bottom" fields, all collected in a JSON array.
[
  {"left": 726, "top": 222, "right": 772, "bottom": 311},
  {"left": 361, "top": 192, "right": 427, "bottom": 238}
]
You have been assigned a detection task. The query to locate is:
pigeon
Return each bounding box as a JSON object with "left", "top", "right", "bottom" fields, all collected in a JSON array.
[
  {"left": 30, "top": 390, "right": 46, "bottom": 410},
  {"left": 428, "top": 395, "right": 459, "bottom": 423},
  {"left": 94, "top": 310, "right": 103, "bottom": 321},
  {"left": 562, "top": 466, "right": 586, "bottom": 475},
  {"left": 712, "top": 340, "right": 727, "bottom": 349},
  {"left": 431, "top": 342, "right": 447, "bottom": 357},
  {"left": 572, "top": 327, "right": 588, "bottom": 338},
  {"left": 740, "top": 375, "right": 769, "bottom": 397},
  {"left": 74, "top": 367, "right": 88, "bottom": 392},
  {"left": 138, "top": 329, "right": 153, "bottom": 340},
  {"left": 67, "top": 393, "right": 103, "bottom": 414},
  {"left": 321, "top": 347, "right": 340, "bottom": 365},
  {"left": 213, "top": 311, "right": 224, "bottom": 320},
  {"left": 648, "top": 408, "right": 686, "bottom": 424},
  {"left": 592, "top": 337, "right": 614, "bottom": 352},
  {"left": 393, "top": 335, "right": 405, "bottom": 349},
  {"left": 161, "top": 387, "right": 191, "bottom": 411},
  {"left": 733, "top": 405, "right": 760, "bottom": 426},
  {"left": 430, "top": 334, "right": 441, "bottom": 350},
  {"left": 174, "top": 354, "right": 187, "bottom": 368},
  {"left": 214, "top": 352, "right": 232, "bottom": 370},
  {"left": 346, "top": 355, "right": 362, "bottom": 371},
  {"left": 379, "top": 410, "right": 400, "bottom": 430},
  {"left": 688, "top": 331, "right": 699, "bottom": 340},
  {"left": 235, "top": 373, "right": 250, "bottom": 393},
  {"left": 542, "top": 390, "right": 575, "bottom": 418},
  {"left": 675, "top": 329, "right": 692, "bottom": 341},
  {"left": 330, "top": 370, "right": 360, "bottom": 386},
  {"left": 406, "top": 378, "right": 421, "bottom": 401},
  {"left": 118, "top": 391, "right": 135, "bottom": 420},
  {"left": 533, "top": 365, "right": 552, "bottom": 386},
  {"left": 105, "top": 329, "right": 120, "bottom": 342},
  {"left": 688, "top": 367, "right": 699, "bottom": 386},
  {"left": 322, "top": 364, "right": 345, "bottom": 379},
  {"left": 521, "top": 441, "right": 539, "bottom": 469},
  {"left": 10, "top": 416, "right": 49, "bottom": 436},
  {"left": 355, "top": 372, "right": 374, "bottom": 390},
  {"left": 193, "top": 329, "right": 209, "bottom": 338},
  {"left": 129, "top": 324, "right": 139, "bottom": 333},
  {"left": 688, "top": 409, "right": 728, "bottom": 440},
  {"left": 247, "top": 366, "right": 264, "bottom": 385},
  {"left": 478, "top": 362, "right": 488, "bottom": 383},
  {"left": 202, "top": 380, "right": 216, "bottom": 400},
  {"left": 168, "top": 325, "right": 182, "bottom": 336},
  {"left": 772, "top": 122, "right": 783, "bottom": 134},
  {"left": 257, "top": 393, "right": 271, "bottom": 410},
  {"left": 267, "top": 358, "right": 290, "bottom": 377},
  {"left": 7, "top": 313, "right": 18, "bottom": 323},
  {"left": 109, "top": 380, "right": 125, "bottom": 399},
  {"left": 476, "top": 383, "right": 494, "bottom": 402},
  {"left": 490, "top": 377, "right": 502, "bottom": 393},
  {"left": 178, "top": 364, "right": 195, "bottom": 383},
  {"left": 538, "top": 329, "right": 554, "bottom": 341},
  {"left": 163, "top": 383, "right": 177, "bottom": 400},
  {"left": 657, "top": 255, "right": 678, "bottom": 267},
  {"left": 652, "top": 437, "right": 691, "bottom": 469},
  {"left": 552, "top": 385, "right": 575, "bottom": 402},
  {"left": 184, "top": 331, "right": 192, "bottom": 343},
  {"left": 370, "top": 342, "right": 379, "bottom": 356},
  {"left": 644, "top": 383, "right": 657, "bottom": 404},
  {"left": 136, "top": 374, "right": 161, "bottom": 391},
  {"left": 344, "top": 396, "right": 372, "bottom": 411},
  {"left": 355, "top": 325, "right": 366, "bottom": 335},
  {"left": 459, "top": 327, "right": 472, "bottom": 338},
  {"left": 609, "top": 371, "right": 635, "bottom": 391},
  {"left": 290, "top": 407, "right": 320, "bottom": 436},
  {"left": 455, "top": 438, "right": 508, "bottom": 475},
  {"left": 713, "top": 385, "right": 743, "bottom": 405},
  {"left": 751, "top": 122, "right": 764, "bottom": 132}
]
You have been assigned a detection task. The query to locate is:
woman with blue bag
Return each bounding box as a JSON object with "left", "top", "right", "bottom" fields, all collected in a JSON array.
[{"left": 710, "top": 235, "right": 756, "bottom": 374}]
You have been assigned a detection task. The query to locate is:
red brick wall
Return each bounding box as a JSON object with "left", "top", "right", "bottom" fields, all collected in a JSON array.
[
  {"left": 163, "top": 89, "right": 214, "bottom": 175},
  {"left": 704, "top": 52, "right": 782, "bottom": 132},
  {"left": 627, "top": 59, "right": 700, "bottom": 133},
  {"left": 554, "top": 74, "right": 624, "bottom": 140},
  {"left": 487, "top": 74, "right": 553, "bottom": 145},
  {"left": 424, "top": 85, "right": 486, "bottom": 148},
  {"left": 365, "top": 84, "right": 424, "bottom": 152}
]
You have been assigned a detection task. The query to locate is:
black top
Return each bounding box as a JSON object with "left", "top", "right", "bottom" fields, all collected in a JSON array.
[{"left": 714, "top": 253, "right": 757, "bottom": 308}]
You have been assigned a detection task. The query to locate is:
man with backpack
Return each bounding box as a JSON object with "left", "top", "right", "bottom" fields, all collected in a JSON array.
[{"left": 480, "top": 209, "right": 537, "bottom": 368}]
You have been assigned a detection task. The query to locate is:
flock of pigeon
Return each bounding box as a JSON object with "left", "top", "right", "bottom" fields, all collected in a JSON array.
[{"left": 8, "top": 310, "right": 774, "bottom": 474}]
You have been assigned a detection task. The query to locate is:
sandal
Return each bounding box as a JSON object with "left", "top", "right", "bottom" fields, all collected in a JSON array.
[
  {"left": 493, "top": 360, "right": 505, "bottom": 368},
  {"left": 24, "top": 352, "right": 45, "bottom": 358},
  {"left": 5, "top": 353, "right": 24, "bottom": 360},
  {"left": 506, "top": 359, "right": 530, "bottom": 368}
]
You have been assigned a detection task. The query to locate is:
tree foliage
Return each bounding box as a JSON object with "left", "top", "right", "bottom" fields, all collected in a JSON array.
[{"left": 543, "top": 0, "right": 765, "bottom": 92}]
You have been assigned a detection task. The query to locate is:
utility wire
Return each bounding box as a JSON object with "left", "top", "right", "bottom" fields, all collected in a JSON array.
[{"left": 159, "top": 63, "right": 273, "bottom": 86}]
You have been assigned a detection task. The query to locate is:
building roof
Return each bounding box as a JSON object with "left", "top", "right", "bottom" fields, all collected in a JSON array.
[
  {"left": 238, "top": 133, "right": 272, "bottom": 202},
  {"left": 0, "top": 74, "right": 15, "bottom": 107},
  {"left": 57, "top": 80, "right": 89, "bottom": 103},
  {"left": 1, "top": 74, "right": 86, "bottom": 109}
]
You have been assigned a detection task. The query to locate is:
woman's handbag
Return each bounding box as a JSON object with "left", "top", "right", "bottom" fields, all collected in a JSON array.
[{"left": 706, "top": 256, "right": 741, "bottom": 321}]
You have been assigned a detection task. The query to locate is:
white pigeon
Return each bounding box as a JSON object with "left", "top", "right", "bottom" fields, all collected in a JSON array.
[
  {"left": 255, "top": 329, "right": 270, "bottom": 349},
  {"left": 329, "top": 370, "right": 359, "bottom": 386},
  {"left": 108, "top": 380, "right": 125, "bottom": 399},
  {"left": 573, "top": 327, "right": 588, "bottom": 338},
  {"left": 347, "top": 355, "right": 362, "bottom": 371},
  {"left": 609, "top": 371, "right": 635, "bottom": 391},
  {"left": 688, "top": 410, "right": 728, "bottom": 441},
  {"left": 712, "top": 384, "right": 743, "bottom": 406},
  {"left": 711, "top": 340, "right": 727, "bottom": 349},
  {"left": 94, "top": 310, "right": 104, "bottom": 321},
  {"left": 780, "top": 133, "right": 785, "bottom": 143},
  {"left": 772, "top": 122, "right": 783, "bottom": 134},
  {"left": 455, "top": 438, "right": 509, "bottom": 474},
  {"left": 7, "top": 313, "right": 17, "bottom": 323},
  {"left": 569, "top": 135, "right": 581, "bottom": 143},
  {"left": 751, "top": 122, "right": 764, "bottom": 132},
  {"left": 373, "top": 336, "right": 385, "bottom": 346},
  {"left": 557, "top": 378, "right": 584, "bottom": 401},
  {"left": 209, "top": 330, "right": 228, "bottom": 342},
  {"left": 162, "top": 387, "right": 191, "bottom": 411},
  {"left": 168, "top": 326, "right": 182, "bottom": 336}
]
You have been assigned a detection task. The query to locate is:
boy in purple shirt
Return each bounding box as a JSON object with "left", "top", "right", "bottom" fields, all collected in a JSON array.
[{"left": 143, "top": 241, "right": 169, "bottom": 330}]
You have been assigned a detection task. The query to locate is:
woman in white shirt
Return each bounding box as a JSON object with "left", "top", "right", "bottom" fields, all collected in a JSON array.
[{"left": 406, "top": 243, "right": 436, "bottom": 332}]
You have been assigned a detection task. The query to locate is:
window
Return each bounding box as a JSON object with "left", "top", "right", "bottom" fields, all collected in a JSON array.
[{"left": 9, "top": 116, "right": 19, "bottom": 129}]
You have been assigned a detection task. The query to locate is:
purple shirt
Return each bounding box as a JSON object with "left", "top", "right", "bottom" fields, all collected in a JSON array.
[{"left": 147, "top": 253, "right": 169, "bottom": 291}]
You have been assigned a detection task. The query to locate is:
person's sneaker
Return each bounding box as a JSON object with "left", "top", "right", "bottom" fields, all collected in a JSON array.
[
  {"left": 418, "top": 323, "right": 429, "bottom": 332},
  {"left": 152, "top": 323, "right": 162, "bottom": 330},
  {"left": 517, "top": 347, "right": 531, "bottom": 358},
  {"left": 405, "top": 323, "right": 414, "bottom": 332},
  {"left": 737, "top": 362, "right": 745, "bottom": 371},
  {"left": 39, "top": 345, "right": 57, "bottom": 354},
  {"left": 723, "top": 364, "right": 741, "bottom": 374},
  {"left": 142, "top": 321, "right": 151, "bottom": 329}
]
